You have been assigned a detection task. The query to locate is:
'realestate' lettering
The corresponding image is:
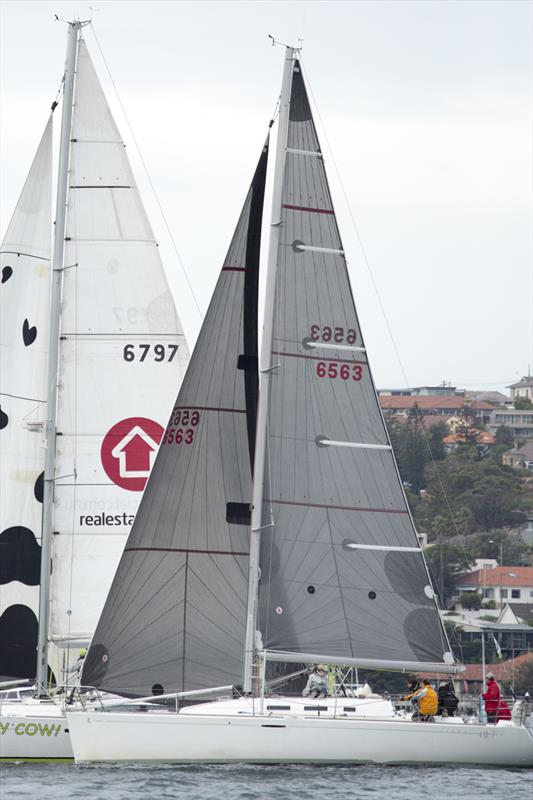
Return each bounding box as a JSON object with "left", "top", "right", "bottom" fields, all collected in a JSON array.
[{"left": 80, "top": 513, "right": 135, "bottom": 527}]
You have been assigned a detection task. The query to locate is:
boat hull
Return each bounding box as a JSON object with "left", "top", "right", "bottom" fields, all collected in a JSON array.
[
  {"left": 0, "top": 702, "right": 72, "bottom": 760},
  {"left": 66, "top": 710, "right": 533, "bottom": 766}
]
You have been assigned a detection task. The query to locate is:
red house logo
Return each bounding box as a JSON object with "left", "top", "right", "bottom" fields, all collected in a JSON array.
[{"left": 101, "top": 417, "right": 164, "bottom": 491}]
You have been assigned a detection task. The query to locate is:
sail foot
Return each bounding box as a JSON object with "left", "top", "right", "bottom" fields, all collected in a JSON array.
[{"left": 264, "top": 651, "right": 465, "bottom": 675}]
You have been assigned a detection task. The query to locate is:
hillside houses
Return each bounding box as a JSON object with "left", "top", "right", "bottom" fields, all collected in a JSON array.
[{"left": 454, "top": 566, "right": 533, "bottom": 608}]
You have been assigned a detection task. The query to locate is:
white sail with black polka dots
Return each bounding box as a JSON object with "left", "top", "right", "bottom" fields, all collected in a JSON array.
[{"left": 0, "top": 117, "right": 52, "bottom": 681}]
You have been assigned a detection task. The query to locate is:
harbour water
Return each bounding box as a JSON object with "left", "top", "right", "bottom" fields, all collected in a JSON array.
[{"left": 2, "top": 763, "right": 532, "bottom": 800}]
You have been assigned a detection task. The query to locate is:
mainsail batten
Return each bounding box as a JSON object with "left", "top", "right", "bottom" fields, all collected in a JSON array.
[{"left": 81, "top": 142, "right": 270, "bottom": 697}]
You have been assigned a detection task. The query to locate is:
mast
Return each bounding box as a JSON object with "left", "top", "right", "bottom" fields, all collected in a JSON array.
[
  {"left": 36, "top": 20, "right": 83, "bottom": 696},
  {"left": 243, "top": 47, "right": 295, "bottom": 694}
]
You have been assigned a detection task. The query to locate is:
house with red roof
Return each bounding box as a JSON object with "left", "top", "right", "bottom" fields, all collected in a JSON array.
[
  {"left": 378, "top": 395, "right": 494, "bottom": 423},
  {"left": 453, "top": 566, "right": 533, "bottom": 609}
]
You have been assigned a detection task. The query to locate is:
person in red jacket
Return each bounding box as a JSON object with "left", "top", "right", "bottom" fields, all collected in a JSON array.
[{"left": 482, "top": 673, "right": 511, "bottom": 722}]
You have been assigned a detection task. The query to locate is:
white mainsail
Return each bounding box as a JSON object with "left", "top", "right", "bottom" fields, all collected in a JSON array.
[
  {"left": 48, "top": 39, "right": 189, "bottom": 669},
  {"left": 0, "top": 118, "right": 52, "bottom": 679},
  {"left": 0, "top": 32, "right": 189, "bottom": 684}
]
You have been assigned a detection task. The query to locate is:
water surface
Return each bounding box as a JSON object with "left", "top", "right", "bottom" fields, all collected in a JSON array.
[{"left": 2, "top": 763, "right": 532, "bottom": 800}]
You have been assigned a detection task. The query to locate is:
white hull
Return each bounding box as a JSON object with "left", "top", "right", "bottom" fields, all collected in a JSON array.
[
  {"left": 67, "top": 709, "right": 533, "bottom": 767},
  {"left": 0, "top": 701, "right": 72, "bottom": 759}
]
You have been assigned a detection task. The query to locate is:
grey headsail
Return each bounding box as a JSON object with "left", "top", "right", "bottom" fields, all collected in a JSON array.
[
  {"left": 256, "top": 59, "right": 454, "bottom": 671},
  {"left": 81, "top": 140, "right": 269, "bottom": 696}
]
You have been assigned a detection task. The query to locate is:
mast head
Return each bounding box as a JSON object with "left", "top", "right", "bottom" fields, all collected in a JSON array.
[{"left": 267, "top": 35, "right": 301, "bottom": 55}]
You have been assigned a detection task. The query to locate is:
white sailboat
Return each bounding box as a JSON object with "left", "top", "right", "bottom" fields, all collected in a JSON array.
[
  {"left": 0, "top": 20, "right": 189, "bottom": 759},
  {"left": 66, "top": 47, "right": 533, "bottom": 766}
]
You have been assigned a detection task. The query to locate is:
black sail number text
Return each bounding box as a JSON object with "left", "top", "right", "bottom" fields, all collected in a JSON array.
[{"left": 123, "top": 344, "right": 178, "bottom": 362}]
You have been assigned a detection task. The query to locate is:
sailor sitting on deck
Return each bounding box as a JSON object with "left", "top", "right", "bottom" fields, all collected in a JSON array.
[
  {"left": 406, "top": 679, "right": 438, "bottom": 721},
  {"left": 303, "top": 665, "right": 328, "bottom": 698}
]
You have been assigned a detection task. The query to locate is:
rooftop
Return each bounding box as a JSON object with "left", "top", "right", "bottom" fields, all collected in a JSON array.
[
  {"left": 504, "top": 441, "right": 533, "bottom": 460},
  {"left": 443, "top": 430, "right": 495, "bottom": 445},
  {"left": 418, "top": 652, "right": 533, "bottom": 684},
  {"left": 455, "top": 566, "right": 533, "bottom": 588},
  {"left": 508, "top": 376, "right": 533, "bottom": 389},
  {"left": 467, "top": 391, "right": 511, "bottom": 405},
  {"left": 379, "top": 396, "right": 494, "bottom": 411}
]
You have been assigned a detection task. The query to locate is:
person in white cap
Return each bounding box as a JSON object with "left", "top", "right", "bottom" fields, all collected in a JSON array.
[{"left": 303, "top": 665, "right": 328, "bottom": 698}]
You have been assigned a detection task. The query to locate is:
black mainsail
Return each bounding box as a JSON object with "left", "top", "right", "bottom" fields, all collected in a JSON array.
[
  {"left": 254, "top": 57, "right": 453, "bottom": 673},
  {"left": 81, "top": 141, "right": 269, "bottom": 696}
]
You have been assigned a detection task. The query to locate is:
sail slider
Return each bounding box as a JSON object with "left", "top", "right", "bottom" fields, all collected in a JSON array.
[
  {"left": 286, "top": 147, "right": 322, "bottom": 158},
  {"left": 316, "top": 436, "right": 391, "bottom": 451},
  {"left": 303, "top": 339, "right": 366, "bottom": 354}
]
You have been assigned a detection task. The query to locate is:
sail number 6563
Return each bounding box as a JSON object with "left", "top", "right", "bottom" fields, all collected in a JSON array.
[
  {"left": 310, "top": 325, "right": 357, "bottom": 344},
  {"left": 162, "top": 409, "right": 201, "bottom": 446},
  {"left": 316, "top": 361, "right": 363, "bottom": 381}
]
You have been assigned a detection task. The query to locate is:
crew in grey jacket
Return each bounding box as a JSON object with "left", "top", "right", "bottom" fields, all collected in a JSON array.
[{"left": 303, "top": 665, "right": 328, "bottom": 698}]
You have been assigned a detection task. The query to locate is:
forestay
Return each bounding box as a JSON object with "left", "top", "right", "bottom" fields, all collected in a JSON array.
[
  {"left": 256, "top": 59, "right": 453, "bottom": 670},
  {"left": 81, "top": 141, "right": 269, "bottom": 696},
  {"left": 0, "top": 118, "right": 52, "bottom": 679},
  {"left": 49, "top": 40, "right": 189, "bottom": 660}
]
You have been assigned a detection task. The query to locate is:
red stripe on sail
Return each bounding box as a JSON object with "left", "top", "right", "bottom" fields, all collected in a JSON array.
[
  {"left": 171, "top": 405, "right": 246, "bottom": 414},
  {"left": 272, "top": 350, "right": 365, "bottom": 365},
  {"left": 283, "top": 204, "right": 334, "bottom": 215}
]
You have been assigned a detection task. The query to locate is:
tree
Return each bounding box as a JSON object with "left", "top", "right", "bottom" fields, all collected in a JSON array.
[
  {"left": 513, "top": 657, "right": 533, "bottom": 694},
  {"left": 416, "top": 454, "right": 532, "bottom": 536},
  {"left": 494, "top": 426, "right": 514, "bottom": 447},
  {"left": 357, "top": 669, "right": 407, "bottom": 695},
  {"left": 424, "top": 544, "right": 473, "bottom": 607},
  {"left": 466, "top": 530, "right": 532, "bottom": 567},
  {"left": 514, "top": 397, "right": 533, "bottom": 410},
  {"left": 456, "top": 635, "right": 496, "bottom": 665},
  {"left": 426, "top": 421, "right": 448, "bottom": 461},
  {"left": 385, "top": 410, "right": 428, "bottom": 494},
  {"left": 459, "top": 591, "right": 482, "bottom": 610}
]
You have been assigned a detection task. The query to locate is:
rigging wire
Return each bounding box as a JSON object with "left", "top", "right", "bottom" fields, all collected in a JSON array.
[{"left": 87, "top": 22, "right": 204, "bottom": 321}]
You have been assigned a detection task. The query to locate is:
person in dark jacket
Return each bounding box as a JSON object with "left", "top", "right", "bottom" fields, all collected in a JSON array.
[
  {"left": 403, "top": 674, "right": 421, "bottom": 700},
  {"left": 437, "top": 682, "right": 459, "bottom": 717}
]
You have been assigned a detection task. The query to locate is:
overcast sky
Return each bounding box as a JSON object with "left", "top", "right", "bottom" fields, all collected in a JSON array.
[{"left": 1, "top": 0, "right": 531, "bottom": 394}]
